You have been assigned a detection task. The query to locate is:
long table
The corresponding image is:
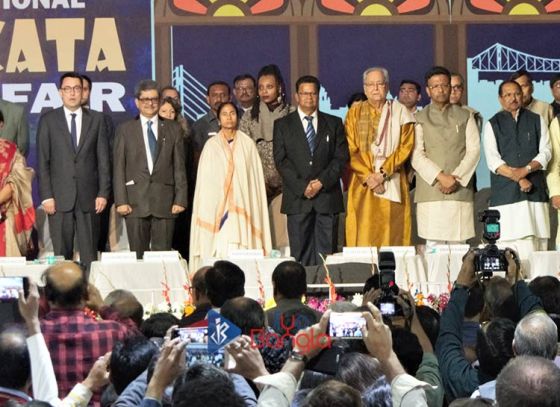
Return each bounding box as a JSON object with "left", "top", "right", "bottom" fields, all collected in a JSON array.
[{"left": 2, "top": 250, "right": 559, "bottom": 308}]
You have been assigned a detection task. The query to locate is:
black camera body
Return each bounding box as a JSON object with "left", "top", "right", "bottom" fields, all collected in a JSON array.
[
  {"left": 474, "top": 210, "right": 507, "bottom": 279},
  {"left": 375, "top": 251, "right": 403, "bottom": 317}
]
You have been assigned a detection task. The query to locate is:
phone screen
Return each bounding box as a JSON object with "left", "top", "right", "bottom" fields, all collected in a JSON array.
[
  {"left": 0, "top": 277, "right": 26, "bottom": 302},
  {"left": 186, "top": 343, "right": 224, "bottom": 368},
  {"left": 328, "top": 312, "right": 365, "bottom": 339},
  {"left": 171, "top": 327, "right": 208, "bottom": 344},
  {"left": 379, "top": 302, "right": 396, "bottom": 316}
]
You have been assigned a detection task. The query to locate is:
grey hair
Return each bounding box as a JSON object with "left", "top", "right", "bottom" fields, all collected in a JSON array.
[
  {"left": 363, "top": 67, "right": 390, "bottom": 84},
  {"left": 514, "top": 311, "right": 558, "bottom": 360},
  {"left": 134, "top": 79, "right": 159, "bottom": 99}
]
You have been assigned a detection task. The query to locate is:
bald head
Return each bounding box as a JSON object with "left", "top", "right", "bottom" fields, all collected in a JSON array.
[
  {"left": 44, "top": 261, "right": 87, "bottom": 308},
  {"left": 191, "top": 266, "right": 210, "bottom": 305},
  {"left": 496, "top": 356, "right": 560, "bottom": 407},
  {"left": 0, "top": 328, "right": 30, "bottom": 390},
  {"left": 104, "top": 289, "right": 144, "bottom": 327},
  {"left": 514, "top": 312, "right": 558, "bottom": 360}
]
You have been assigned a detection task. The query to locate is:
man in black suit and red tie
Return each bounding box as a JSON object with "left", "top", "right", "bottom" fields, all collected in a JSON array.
[
  {"left": 37, "top": 72, "right": 111, "bottom": 268},
  {"left": 273, "top": 75, "right": 349, "bottom": 266},
  {"left": 113, "top": 79, "right": 188, "bottom": 259}
]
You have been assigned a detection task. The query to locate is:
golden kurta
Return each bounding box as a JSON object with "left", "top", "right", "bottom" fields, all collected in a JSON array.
[{"left": 345, "top": 100, "right": 415, "bottom": 247}]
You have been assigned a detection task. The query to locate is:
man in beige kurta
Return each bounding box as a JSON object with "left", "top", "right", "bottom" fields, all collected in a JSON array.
[
  {"left": 412, "top": 66, "right": 480, "bottom": 245},
  {"left": 546, "top": 116, "right": 560, "bottom": 249}
]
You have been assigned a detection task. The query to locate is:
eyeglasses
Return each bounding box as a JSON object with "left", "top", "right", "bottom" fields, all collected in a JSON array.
[
  {"left": 61, "top": 86, "right": 82, "bottom": 94},
  {"left": 428, "top": 84, "right": 450, "bottom": 91},
  {"left": 451, "top": 85, "right": 463, "bottom": 91},
  {"left": 298, "top": 92, "right": 318, "bottom": 97},
  {"left": 138, "top": 97, "right": 159, "bottom": 105},
  {"left": 364, "top": 82, "right": 386, "bottom": 88}
]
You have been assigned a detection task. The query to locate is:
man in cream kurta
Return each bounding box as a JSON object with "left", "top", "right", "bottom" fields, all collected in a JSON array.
[
  {"left": 412, "top": 66, "right": 480, "bottom": 245},
  {"left": 547, "top": 116, "right": 560, "bottom": 249}
]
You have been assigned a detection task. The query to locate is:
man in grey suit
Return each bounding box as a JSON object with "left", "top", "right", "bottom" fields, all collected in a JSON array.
[
  {"left": 113, "top": 80, "right": 188, "bottom": 259},
  {"left": 0, "top": 98, "right": 29, "bottom": 155},
  {"left": 37, "top": 72, "right": 111, "bottom": 268},
  {"left": 273, "top": 75, "right": 349, "bottom": 266}
]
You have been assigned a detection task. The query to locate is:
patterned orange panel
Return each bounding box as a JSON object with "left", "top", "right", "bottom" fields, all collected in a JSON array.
[
  {"left": 170, "top": 0, "right": 289, "bottom": 16},
  {"left": 316, "top": 0, "right": 438, "bottom": 15},
  {"left": 464, "top": 0, "right": 560, "bottom": 14}
]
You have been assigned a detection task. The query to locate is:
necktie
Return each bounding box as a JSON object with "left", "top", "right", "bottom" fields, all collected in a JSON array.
[
  {"left": 304, "top": 116, "right": 316, "bottom": 155},
  {"left": 70, "top": 113, "right": 77, "bottom": 151},
  {"left": 147, "top": 120, "right": 157, "bottom": 162}
]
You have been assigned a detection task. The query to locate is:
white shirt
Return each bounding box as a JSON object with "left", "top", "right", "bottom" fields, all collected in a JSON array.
[
  {"left": 140, "top": 115, "right": 159, "bottom": 174},
  {"left": 297, "top": 108, "right": 317, "bottom": 134},
  {"left": 483, "top": 110, "right": 551, "bottom": 173},
  {"left": 483, "top": 110, "right": 552, "bottom": 240},
  {"left": 63, "top": 106, "right": 82, "bottom": 146}
]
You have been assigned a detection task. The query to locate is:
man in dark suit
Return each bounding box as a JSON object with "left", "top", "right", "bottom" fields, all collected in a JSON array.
[
  {"left": 273, "top": 75, "right": 349, "bottom": 266},
  {"left": 113, "top": 79, "right": 187, "bottom": 259},
  {"left": 37, "top": 72, "right": 111, "bottom": 268}
]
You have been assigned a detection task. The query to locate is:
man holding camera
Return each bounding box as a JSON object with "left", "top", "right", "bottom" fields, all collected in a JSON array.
[{"left": 483, "top": 80, "right": 551, "bottom": 254}]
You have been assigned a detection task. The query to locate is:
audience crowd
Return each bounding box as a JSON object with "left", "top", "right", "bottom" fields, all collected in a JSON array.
[{"left": 0, "top": 252, "right": 559, "bottom": 406}]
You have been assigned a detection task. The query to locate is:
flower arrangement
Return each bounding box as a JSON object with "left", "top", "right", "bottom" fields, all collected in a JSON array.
[
  {"left": 417, "top": 291, "right": 450, "bottom": 313},
  {"left": 305, "top": 293, "right": 345, "bottom": 313}
]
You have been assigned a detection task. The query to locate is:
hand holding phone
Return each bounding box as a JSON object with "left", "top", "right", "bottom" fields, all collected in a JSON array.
[
  {"left": 328, "top": 312, "right": 366, "bottom": 339},
  {"left": 0, "top": 276, "right": 29, "bottom": 302}
]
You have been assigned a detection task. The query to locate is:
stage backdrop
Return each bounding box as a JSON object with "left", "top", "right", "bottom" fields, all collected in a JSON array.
[{"left": 0, "top": 0, "right": 153, "bottom": 203}]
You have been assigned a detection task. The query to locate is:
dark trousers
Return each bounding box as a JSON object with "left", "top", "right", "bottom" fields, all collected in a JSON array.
[
  {"left": 125, "top": 216, "right": 175, "bottom": 259},
  {"left": 287, "top": 211, "right": 337, "bottom": 266},
  {"left": 97, "top": 196, "right": 114, "bottom": 252},
  {"left": 49, "top": 209, "right": 99, "bottom": 269}
]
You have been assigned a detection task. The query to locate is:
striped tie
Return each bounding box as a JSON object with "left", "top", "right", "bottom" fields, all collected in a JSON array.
[{"left": 304, "top": 116, "right": 316, "bottom": 155}]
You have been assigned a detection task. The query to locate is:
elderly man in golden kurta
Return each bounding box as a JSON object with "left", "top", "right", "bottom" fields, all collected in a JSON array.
[{"left": 345, "top": 67, "right": 415, "bottom": 247}]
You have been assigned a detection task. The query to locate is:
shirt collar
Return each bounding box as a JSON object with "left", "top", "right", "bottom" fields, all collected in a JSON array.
[
  {"left": 63, "top": 106, "right": 82, "bottom": 117},
  {"left": 297, "top": 108, "right": 317, "bottom": 121},
  {"left": 140, "top": 114, "right": 158, "bottom": 127}
]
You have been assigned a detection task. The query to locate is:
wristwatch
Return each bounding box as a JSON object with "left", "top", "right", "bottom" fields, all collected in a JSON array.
[
  {"left": 453, "top": 282, "right": 470, "bottom": 292},
  {"left": 289, "top": 349, "right": 308, "bottom": 364},
  {"left": 526, "top": 164, "right": 532, "bottom": 173}
]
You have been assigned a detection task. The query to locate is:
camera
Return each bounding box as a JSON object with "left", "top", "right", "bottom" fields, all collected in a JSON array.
[
  {"left": 473, "top": 210, "right": 508, "bottom": 279},
  {"left": 375, "top": 251, "right": 403, "bottom": 317}
]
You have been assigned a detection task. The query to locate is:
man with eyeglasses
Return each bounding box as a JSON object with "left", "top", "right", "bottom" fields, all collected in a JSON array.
[
  {"left": 510, "top": 70, "right": 554, "bottom": 127},
  {"left": 412, "top": 66, "right": 480, "bottom": 248},
  {"left": 273, "top": 75, "right": 348, "bottom": 266},
  {"left": 113, "top": 79, "right": 187, "bottom": 259},
  {"left": 449, "top": 72, "right": 483, "bottom": 132},
  {"left": 232, "top": 74, "right": 256, "bottom": 115},
  {"left": 37, "top": 72, "right": 111, "bottom": 268},
  {"left": 345, "top": 67, "right": 415, "bottom": 248}
]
